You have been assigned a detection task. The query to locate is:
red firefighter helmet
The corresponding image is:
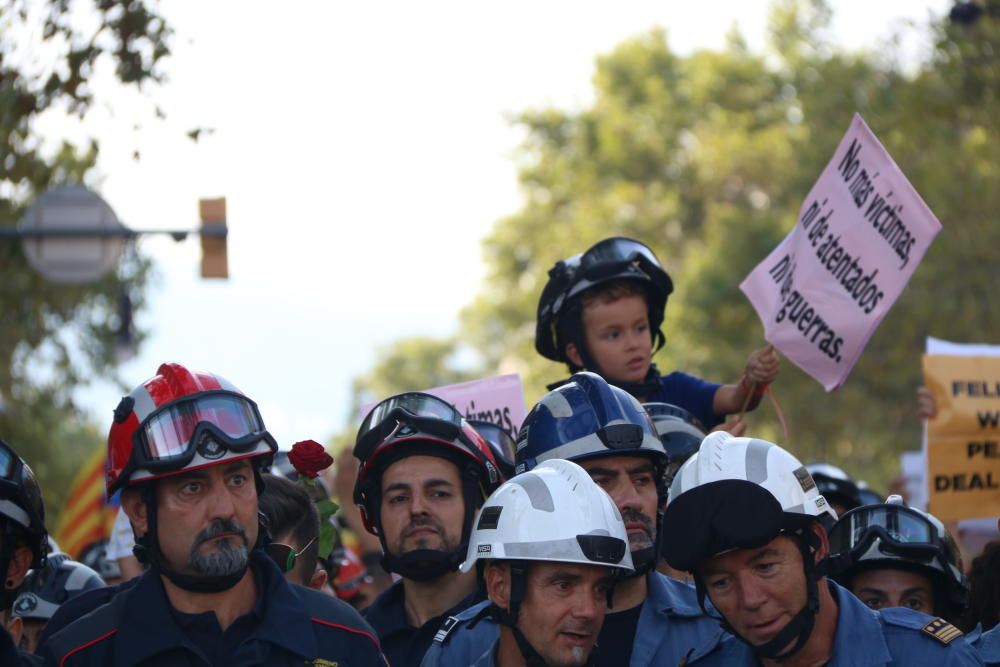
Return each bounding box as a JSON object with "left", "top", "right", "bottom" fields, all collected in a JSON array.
[{"left": 106, "top": 362, "right": 277, "bottom": 495}]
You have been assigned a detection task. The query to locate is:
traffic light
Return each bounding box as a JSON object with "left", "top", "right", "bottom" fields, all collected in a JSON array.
[{"left": 199, "top": 197, "right": 228, "bottom": 279}]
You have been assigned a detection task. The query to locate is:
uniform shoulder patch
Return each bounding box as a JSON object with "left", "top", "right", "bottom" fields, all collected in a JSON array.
[
  {"left": 433, "top": 616, "right": 460, "bottom": 644},
  {"left": 921, "top": 617, "right": 964, "bottom": 645}
]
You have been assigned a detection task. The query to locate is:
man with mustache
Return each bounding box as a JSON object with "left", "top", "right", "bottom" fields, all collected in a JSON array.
[
  {"left": 353, "top": 392, "right": 505, "bottom": 667},
  {"left": 423, "top": 373, "right": 721, "bottom": 667},
  {"left": 43, "top": 363, "right": 387, "bottom": 667}
]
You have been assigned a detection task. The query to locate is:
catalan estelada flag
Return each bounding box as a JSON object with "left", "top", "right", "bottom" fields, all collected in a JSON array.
[{"left": 53, "top": 445, "right": 118, "bottom": 558}]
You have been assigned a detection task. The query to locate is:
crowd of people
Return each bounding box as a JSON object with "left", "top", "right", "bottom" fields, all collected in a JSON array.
[{"left": 0, "top": 237, "right": 996, "bottom": 666}]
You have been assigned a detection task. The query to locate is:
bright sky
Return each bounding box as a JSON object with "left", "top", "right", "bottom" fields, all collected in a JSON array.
[{"left": 37, "top": 0, "right": 949, "bottom": 447}]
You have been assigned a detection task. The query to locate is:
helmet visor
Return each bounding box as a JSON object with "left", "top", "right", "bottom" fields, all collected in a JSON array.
[
  {"left": 469, "top": 421, "right": 516, "bottom": 466},
  {"left": 0, "top": 443, "right": 16, "bottom": 481},
  {"left": 355, "top": 392, "right": 464, "bottom": 461},
  {"left": 828, "top": 504, "right": 939, "bottom": 561},
  {"left": 138, "top": 393, "right": 267, "bottom": 465},
  {"left": 581, "top": 237, "right": 662, "bottom": 275}
]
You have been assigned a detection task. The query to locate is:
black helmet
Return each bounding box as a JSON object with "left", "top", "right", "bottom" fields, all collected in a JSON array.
[
  {"left": 828, "top": 495, "right": 968, "bottom": 621},
  {"left": 642, "top": 402, "right": 706, "bottom": 488},
  {"left": 535, "top": 237, "right": 673, "bottom": 365},
  {"left": 805, "top": 462, "right": 862, "bottom": 514},
  {"left": 0, "top": 439, "right": 48, "bottom": 568}
]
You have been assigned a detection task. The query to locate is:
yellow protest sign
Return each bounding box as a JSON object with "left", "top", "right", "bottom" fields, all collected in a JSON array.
[{"left": 923, "top": 354, "right": 1000, "bottom": 521}]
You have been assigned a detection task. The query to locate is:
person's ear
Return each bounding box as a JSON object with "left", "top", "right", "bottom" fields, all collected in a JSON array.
[
  {"left": 811, "top": 522, "right": 830, "bottom": 563},
  {"left": 308, "top": 566, "right": 328, "bottom": 591},
  {"left": 484, "top": 563, "right": 510, "bottom": 610},
  {"left": 5, "top": 614, "right": 22, "bottom": 647},
  {"left": 121, "top": 488, "right": 149, "bottom": 538},
  {"left": 565, "top": 343, "right": 584, "bottom": 369},
  {"left": 5, "top": 545, "right": 32, "bottom": 590}
]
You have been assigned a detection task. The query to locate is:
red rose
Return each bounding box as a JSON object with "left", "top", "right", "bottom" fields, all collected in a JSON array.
[{"left": 288, "top": 440, "right": 334, "bottom": 479}]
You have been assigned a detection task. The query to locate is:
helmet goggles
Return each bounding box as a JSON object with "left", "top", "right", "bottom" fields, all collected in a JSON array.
[
  {"left": 468, "top": 420, "right": 516, "bottom": 467},
  {"left": 134, "top": 391, "right": 275, "bottom": 474},
  {"left": 355, "top": 392, "right": 471, "bottom": 463},
  {"left": 0, "top": 440, "right": 41, "bottom": 531},
  {"left": 828, "top": 503, "right": 948, "bottom": 564},
  {"left": 578, "top": 237, "right": 664, "bottom": 280}
]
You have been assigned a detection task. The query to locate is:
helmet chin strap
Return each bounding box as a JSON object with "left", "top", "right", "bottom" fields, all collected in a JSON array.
[
  {"left": 564, "top": 328, "right": 664, "bottom": 399},
  {"left": 380, "top": 548, "right": 463, "bottom": 582},
  {"left": 604, "top": 365, "right": 664, "bottom": 401},
  {"left": 0, "top": 526, "right": 18, "bottom": 610},
  {"left": 375, "top": 462, "right": 482, "bottom": 582},
  {"left": 491, "top": 564, "right": 596, "bottom": 667},
  {"left": 625, "top": 544, "right": 658, "bottom": 579},
  {"left": 695, "top": 530, "right": 825, "bottom": 662}
]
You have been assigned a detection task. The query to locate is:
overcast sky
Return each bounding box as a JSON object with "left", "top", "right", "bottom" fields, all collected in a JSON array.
[{"left": 33, "top": 0, "right": 950, "bottom": 447}]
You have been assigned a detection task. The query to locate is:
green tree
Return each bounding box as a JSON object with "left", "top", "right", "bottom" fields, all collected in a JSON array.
[
  {"left": 381, "top": 0, "right": 999, "bottom": 492},
  {"left": 0, "top": 0, "right": 171, "bottom": 519}
]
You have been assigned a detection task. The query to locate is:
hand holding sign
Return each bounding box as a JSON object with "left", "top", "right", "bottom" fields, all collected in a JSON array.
[
  {"left": 744, "top": 345, "right": 780, "bottom": 387},
  {"left": 741, "top": 114, "right": 942, "bottom": 390}
]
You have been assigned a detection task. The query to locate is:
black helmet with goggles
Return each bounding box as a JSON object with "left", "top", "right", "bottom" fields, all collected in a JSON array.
[
  {"left": 535, "top": 237, "right": 673, "bottom": 366},
  {"left": 827, "top": 495, "right": 968, "bottom": 620},
  {"left": 353, "top": 392, "right": 504, "bottom": 581}
]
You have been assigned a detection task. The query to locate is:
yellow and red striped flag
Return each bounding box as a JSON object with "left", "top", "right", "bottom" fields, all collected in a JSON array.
[{"left": 53, "top": 445, "right": 118, "bottom": 558}]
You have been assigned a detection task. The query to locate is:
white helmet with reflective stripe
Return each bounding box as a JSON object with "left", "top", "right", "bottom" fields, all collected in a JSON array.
[
  {"left": 460, "top": 458, "right": 634, "bottom": 574},
  {"left": 669, "top": 431, "right": 837, "bottom": 523}
]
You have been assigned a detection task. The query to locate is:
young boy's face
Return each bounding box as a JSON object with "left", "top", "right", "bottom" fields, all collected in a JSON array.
[{"left": 570, "top": 293, "right": 652, "bottom": 384}]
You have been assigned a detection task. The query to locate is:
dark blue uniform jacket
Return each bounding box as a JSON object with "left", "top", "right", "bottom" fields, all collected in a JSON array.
[{"left": 41, "top": 551, "right": 387, "bottom": 667}]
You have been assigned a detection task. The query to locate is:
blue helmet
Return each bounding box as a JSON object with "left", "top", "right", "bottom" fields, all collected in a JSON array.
[
  {"left": 516, "top": 372, "right": 666, "bottom": 475},
  {"left": 12, "top": 553, "right": 105, "bottom": 621}
]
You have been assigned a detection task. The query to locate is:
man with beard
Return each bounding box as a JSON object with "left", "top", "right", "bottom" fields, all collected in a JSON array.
[
  {"left": 353, "top": 392, "right": 505, "bottom": 667},
  {"left": 42, "top": 363, "right": 386, "bottom": 667},
  {"left": 422, "top": 373, "right": 721, "bottom": 667}
]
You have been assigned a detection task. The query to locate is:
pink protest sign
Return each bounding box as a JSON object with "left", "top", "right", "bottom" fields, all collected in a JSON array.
[
  {"left": 740, "top": 114, "right": 941, "bottom": 390},
  {"left": 360, "top": 373, "right": 527, "bottom": 438}
]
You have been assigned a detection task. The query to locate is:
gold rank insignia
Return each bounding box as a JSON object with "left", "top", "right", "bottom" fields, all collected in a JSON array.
[
  {"left": 307, "top": 660, "right": 338, "bottom": 667},
  {"left": 921, "top": 617, "right": 963, "bottom": 645}
]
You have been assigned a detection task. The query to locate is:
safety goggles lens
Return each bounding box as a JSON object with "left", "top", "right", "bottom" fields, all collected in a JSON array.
[
  {"left": 359, "top": 393, "right": 460, "bottom": 436},
  {"left": 140, "top": 394, "right": 264, "bottom": 463},
  {"left": 469, "top": 422, "right": 516, "bottom": 463},
  {"left": 0, "top": 444, "right": 15, "bottom": 480},
  {"left": 355, "top": 392, "right": 463, "bottom": 459},
  {"left": 829, "top": 505, "right": 936, "bottom": 555}
]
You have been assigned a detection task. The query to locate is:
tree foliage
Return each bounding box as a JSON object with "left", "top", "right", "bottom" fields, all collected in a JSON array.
[
  {"left": 0, "top": 0, "right": 171, "bottom": 517},
  {"left": 357, "top": 0, "right": 999, "bottom": 491}
]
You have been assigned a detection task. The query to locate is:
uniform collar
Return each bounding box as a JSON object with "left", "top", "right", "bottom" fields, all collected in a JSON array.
[
  {"left": 471, "top": 640, "right": 499, "bottom": 667},
  {"left": 114, "top": 550, "right": 317, "bottom": 665},
  {"left": 646, "top": 571, "right": 705, "bottom": 617},
  {"left": 631, "top": 572, "right": 721, "bottom": 666},
  {"left": 971, "top": 623, "right": 1000, "bottom": 663},
  {"left": 827, "top": 580, "right": 892, "bottom": 666},
  {"left": 363, "top": 580, "right": 409, "bottom": 639},
  {"left": 684, "top": 579, "right": 893, "bottom": 666},
  {"left": 365, "top": 579, "right": 483, "bottom": 639}
]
